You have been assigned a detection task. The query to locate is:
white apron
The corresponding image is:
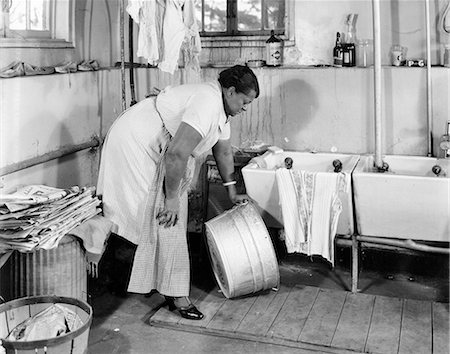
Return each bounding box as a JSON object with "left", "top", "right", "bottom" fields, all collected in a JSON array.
[{"left": 97, "top": 82, "right": 229, "bottom": 295}]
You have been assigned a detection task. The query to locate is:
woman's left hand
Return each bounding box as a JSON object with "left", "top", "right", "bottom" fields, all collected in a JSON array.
[
  {"left": 232, "top": 193, "right": 249, "bottom": 205},
  {"left": 227, "top": 184, "right": 249, "bottom": 205}
]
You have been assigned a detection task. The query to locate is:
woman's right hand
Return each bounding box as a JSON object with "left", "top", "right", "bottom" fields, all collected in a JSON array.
[{"left": 156, "top": 197, "right": 179, "bottom": 228}]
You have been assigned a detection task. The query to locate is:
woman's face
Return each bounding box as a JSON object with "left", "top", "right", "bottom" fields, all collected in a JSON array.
[{"left": 223, "top": 87, "right": 257, "bottom": 117}]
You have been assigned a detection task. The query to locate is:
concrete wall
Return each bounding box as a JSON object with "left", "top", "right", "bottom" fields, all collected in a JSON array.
[
  {"left": 2, "top": 0, "right": 449, "bottom": 69},
  {"left": 0, "top": 0, "right": 121, "bottom": 69},
  {"left": 0, "top": 70, "right": 122, "bottom": 189},
  {"left": 294, "top": 0, "right": 450, "bottom": 66},
  {"left": 131, "top": 66, "right": 449, "bottom": 157},
  {"left": 1, "top": 0, "right": 449, "bottom": 192}
]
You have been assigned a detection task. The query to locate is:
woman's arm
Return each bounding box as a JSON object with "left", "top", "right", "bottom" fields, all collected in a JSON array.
[
  {"left": 157, "top": 122, "right": 202, "bottom": 227},
  {"left": 212, "top": 139, "right": 248, "bottom": 204}
]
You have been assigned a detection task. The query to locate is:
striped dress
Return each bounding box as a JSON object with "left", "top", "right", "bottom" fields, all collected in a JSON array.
[{"left": 97, "top": 81, "right": 229, "bottom": 296}]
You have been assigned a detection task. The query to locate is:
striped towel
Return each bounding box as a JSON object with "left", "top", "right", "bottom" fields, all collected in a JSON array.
[{"left": 276, "top": 168, "right": 346, "bottom": 265}]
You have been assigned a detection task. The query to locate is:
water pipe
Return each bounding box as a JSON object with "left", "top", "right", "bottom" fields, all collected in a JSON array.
[
  {"left": 129, "top": 15, "right": 137, "bottom": 107},
  {"left": 338, "top": 235, "right": 450, "bottom": 255},
  {"left": 119, "top": 0, "right": 126, "bottom": 112},
  {"left": 372, "top": 0, "right": 383, "bottom": 168},
  {"left": 425, "top": 0, "right": 433, "bottom": 157},
  {"left": 0, "top": 137, "right": 101, "bottom": 176}
]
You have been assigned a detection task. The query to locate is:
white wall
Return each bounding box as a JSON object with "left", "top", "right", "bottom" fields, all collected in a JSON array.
[
  {"left": 2, "top": 0, "right": 449, "bottom": 68},
  {"left": 0, "top": 70, "right": 122, "bottom": 189},
  {"left": 130, "top": 66, "right": 449, "bottom": 155},
  {"left": 295, "top": 0, "right": 450, "bottom": 66},
  {"left": 1, "top": 0, "right": 449, "bottom": 192}
]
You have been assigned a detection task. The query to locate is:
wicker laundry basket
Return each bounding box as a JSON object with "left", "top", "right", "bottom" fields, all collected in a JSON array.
[{"left": 0, "top": 295, "right": 92, "bottom": 354}]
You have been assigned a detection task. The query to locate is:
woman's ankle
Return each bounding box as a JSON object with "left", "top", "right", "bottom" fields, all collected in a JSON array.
[{"left": 165, "top": 296, "right": 190, "bottom": 308}]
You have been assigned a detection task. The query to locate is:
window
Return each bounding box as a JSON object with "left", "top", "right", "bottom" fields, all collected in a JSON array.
[
  {"left": 1, "top": 0, "right": 51, "bottom": 38},
  {"left": 0, "top": 0, "right": 73, "bottom": 48},
  {"left": 7, "top": 0, "right": 50, "bottom": 37},
  {"left": 195, "top": 0, "right": 285, "bottom": 36}
]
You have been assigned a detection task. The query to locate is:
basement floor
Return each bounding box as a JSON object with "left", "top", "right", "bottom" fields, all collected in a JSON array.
[
  {"left": 87, "top": 231, "right": 449, "bottom": 354},
  {"left": 88, "top": 182, "right": 449, "bottom": 353}
]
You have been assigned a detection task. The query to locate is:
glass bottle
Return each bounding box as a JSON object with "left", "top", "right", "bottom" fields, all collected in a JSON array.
[
  {"left": 356, "top": 39, "right": 369, "bottom": 67},
  {"left": 266, "top": 30, "right": 283, "bottom": 66},
  {"left": 343, "top": 43, "right": 355, "bottom": 67},
  {"left": 333, "top": 32, "right": 343, "bottom": 67}
]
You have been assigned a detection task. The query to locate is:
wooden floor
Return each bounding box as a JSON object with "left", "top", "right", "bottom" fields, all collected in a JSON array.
[{"left": 149, "top": 285, "right": 449, "bottom": 354}]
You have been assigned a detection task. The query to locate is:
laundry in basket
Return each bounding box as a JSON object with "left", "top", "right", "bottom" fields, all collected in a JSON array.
[
  {"left": 0, "top": 295, "right": 92, "bottom": 354},
  {"left": 7, "top": 304, "right": 83, "bottom": 342}
]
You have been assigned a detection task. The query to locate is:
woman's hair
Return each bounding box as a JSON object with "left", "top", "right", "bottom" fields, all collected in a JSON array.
[{"left": 218, "top": 65, "right": 260, "bottom": 98}]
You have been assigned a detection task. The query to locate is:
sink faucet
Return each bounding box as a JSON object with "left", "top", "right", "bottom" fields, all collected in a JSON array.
[{"left": 440, "top": 121, "right": 450, "bottom": 158}]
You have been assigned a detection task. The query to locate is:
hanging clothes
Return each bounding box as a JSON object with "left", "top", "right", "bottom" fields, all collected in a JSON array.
[
  {"left": 276, "top": 169, "right": 346, "bottom": 266},
  {"left": 158, "top": 0, "right": 185, "bottom": 73},
  {"left": 180, "top": 0, "right": 202, "bottom": 73},
  {"left": 127, "top": 0, "right": 201, "bottom": 74},
  {"left": 159, "top": 0, "right": 200, "bottom": 74},
  {"left": 126, "top": 0, "right": 165, "bottom": 66}
]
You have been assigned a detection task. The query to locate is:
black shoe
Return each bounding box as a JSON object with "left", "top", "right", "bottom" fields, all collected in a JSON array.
[{"left": 165, "top": 296, "right": 204, "bottom": 320}]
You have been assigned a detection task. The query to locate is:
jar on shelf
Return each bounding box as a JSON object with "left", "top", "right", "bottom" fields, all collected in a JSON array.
[
  {"left": 343, "top": 43, "right": 355, "bottom": 67},
  {"left": 356, "top": 39, "right": 369, "bottom": 67}
]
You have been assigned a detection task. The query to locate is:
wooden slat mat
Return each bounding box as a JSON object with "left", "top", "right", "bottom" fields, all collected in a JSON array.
[{"left": 149, "top": 285, "right": 449, "bottom": 354}]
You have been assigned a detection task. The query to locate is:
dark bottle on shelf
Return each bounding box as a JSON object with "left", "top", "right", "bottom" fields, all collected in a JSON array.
[
  {"left": 343, "top": 43, "right": 356, "bottom": 67},
  {"left": 266, "top": 30, "right": 283, "bottom": 66},
  {"left": 333, "top": 32, "right": 343, "bottom": 67}
]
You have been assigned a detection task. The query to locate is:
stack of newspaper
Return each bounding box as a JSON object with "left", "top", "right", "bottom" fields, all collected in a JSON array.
[{"left": 0, "top": 185, "right": 101, "bottom": 253}]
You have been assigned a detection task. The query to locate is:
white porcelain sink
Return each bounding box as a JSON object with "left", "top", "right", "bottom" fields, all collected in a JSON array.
[
  {"left": 353, "top": 155, "right": 450, "bottom": 242},
  {"left": 241, "top": 149, "right": 360, "bottom": 235}
]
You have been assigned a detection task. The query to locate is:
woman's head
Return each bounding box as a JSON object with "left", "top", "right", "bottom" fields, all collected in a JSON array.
[
  {"left": 219, "top": 65, "right": 260, "bottom": 98},
  {"left": 219, "top": 65, "right": 260, "bottom": 117}
]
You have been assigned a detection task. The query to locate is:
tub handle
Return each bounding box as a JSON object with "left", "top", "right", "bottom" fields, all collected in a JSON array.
[
  {"left": 284, "top": 157, "right": 293, "bottom": 169},
  {"left": 376, "top": 161, "right": 390, "bottom": 173},
  {"left": 333, "top": 159, "right": 343, "bottom": 173},
  {"left": 432, "top": 165, "right": 442, "bottom": 176}
]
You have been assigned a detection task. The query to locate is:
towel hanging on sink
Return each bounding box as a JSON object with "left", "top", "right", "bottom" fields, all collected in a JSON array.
[{"left": 276, "top": 169, "right": 346, "bottom": 266}]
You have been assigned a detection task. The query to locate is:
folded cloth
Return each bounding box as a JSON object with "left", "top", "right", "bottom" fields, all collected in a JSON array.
[
  {"left": 249, "top": 155, "right": 268, "bottom": 169},
  {"left": 23, "top": 63, "right": 55, "bottom": 76},
  {"left": 68, "top": 215, "right": 113, "bottom": 277},
  {"left": 55, "top": 61, "right": 78, "bottom": 73},
  {"left": 0, "top": 61, "right": 25, "bottom": 78},
  {"left": 248, "top": 148, "right": 284, "bottom": 169},
  {"left": 77, "top": 59, "right": 99, "bottom": 71}
]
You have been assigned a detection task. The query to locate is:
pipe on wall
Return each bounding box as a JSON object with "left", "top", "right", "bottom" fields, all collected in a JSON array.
[
  {"left": 129, "top": 15, "right": 137, "bottom": 107},
  {"left": 339, "top": 235, "right": 450, "bottom": 255},
  {"left": 0, "top": 137, "right": 101, "bottom": 176},
  {"left": 119, "top": 0, "right": 126, "bottom": 112},
  {"left": 425, "top": 0, "right": 433, "bottom": 156},
  {"left": 372, "top": 0, "right": 383, "bottom": 168}
]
